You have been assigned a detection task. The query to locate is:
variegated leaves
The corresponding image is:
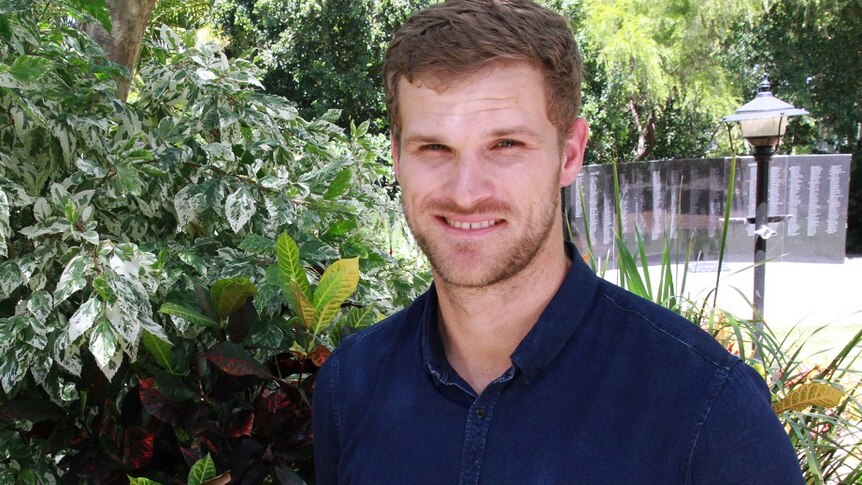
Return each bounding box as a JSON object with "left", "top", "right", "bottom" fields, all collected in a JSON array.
[{"left": 276, "top": 232, "right": 359, "bottom": 336}]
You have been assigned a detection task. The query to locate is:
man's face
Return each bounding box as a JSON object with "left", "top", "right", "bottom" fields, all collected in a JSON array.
[{"left": 392, "top": 62, "right": 588, "bottom": 288}]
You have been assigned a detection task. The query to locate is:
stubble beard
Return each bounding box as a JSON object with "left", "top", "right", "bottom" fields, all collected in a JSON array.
[{"left": 402, "top": 190, "right": 560, "bottom": 289}]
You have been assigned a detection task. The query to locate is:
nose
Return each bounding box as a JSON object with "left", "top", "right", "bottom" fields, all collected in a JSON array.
[{"left": 443, "top": 152, "right": 494, "bottom": 209}]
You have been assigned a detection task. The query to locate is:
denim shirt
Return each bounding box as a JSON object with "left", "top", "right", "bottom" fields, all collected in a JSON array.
[{"left": 313, "top": 254, "right": 803, "bottom": 484}]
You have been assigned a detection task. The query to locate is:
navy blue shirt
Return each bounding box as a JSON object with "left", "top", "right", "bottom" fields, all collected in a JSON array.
[{"left": 313, "top": 254, "right": 803, "bottom": 484}]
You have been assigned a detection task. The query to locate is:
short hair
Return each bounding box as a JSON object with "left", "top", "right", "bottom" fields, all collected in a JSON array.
[{"left": 383, "top": 0, "right": 583, "bottom": 141}]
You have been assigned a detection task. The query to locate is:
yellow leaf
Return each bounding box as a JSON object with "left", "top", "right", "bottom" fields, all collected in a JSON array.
[
  {"left": 276, "top": 232, "right": 310, "bottom": 300},
  {"left": 772, "top": 382, "right": 845, "bottom": 414},
  {"left": 290, "top": 281, "right": 317, "bottom": 330},
  {"left": 313, "top": 257, "right": 359, "bottom": 333}
]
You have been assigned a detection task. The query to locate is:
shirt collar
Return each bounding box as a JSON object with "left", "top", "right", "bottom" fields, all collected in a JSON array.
[
  {"left": 421, "top": 243, "right": 600, "bottom": 386},
  {"left": 420, "top": 286, "right": 451, "bottom": 385}
]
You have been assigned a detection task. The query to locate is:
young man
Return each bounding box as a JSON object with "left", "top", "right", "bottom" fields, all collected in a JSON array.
[{"left": 313, "top": 1, "right": 804, "bottom": 483}]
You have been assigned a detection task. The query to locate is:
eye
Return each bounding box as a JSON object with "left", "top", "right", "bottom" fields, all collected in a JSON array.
[
  {"left": 423, "top": 143, "right": 448, "bottom": 151},
  {"left": 495, "top": 139, "right": 521, "bottom": 148}
]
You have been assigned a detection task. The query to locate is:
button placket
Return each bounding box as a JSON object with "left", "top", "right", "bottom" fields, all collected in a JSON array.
[{"left": 457, "top": 376, "right": 511, "bottom": 485}]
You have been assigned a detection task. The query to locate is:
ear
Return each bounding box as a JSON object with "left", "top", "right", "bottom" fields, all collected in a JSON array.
[
  {"left": 390, "top": 131, "right": 401, "bottom": 182},
  {"left": 559, "top": 117, "right": 589, "bottom": 187}
]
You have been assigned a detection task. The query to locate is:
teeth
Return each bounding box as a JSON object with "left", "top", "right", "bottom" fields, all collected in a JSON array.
[{"left": 445, "top": 219, "right": 498, "bottom": 230}]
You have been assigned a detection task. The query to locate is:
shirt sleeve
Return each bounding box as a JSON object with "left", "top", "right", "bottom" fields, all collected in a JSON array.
[
  {"left": 313, "top": 353, "right": 341, "bottom": 485},
  {"left": 687, "top": 361, "right": 804, "bottom": 484}
]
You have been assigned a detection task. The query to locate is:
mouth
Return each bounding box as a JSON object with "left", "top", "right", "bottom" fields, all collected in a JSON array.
[{"left": 442, "top": 217, "right": 502, "bottom": 230}]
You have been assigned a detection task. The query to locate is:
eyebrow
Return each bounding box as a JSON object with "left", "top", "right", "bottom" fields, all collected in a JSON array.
[
  {"left": 402, "top": 134, "right": 442, "bottom": 146},
  {"left": 484, "top": 125, "right": 543, "bottom": 140},
  {"left": 402, "top": 125, "right": 544, "bottom": 146}
]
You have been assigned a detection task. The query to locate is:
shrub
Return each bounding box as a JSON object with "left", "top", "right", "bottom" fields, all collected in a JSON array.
[{"left": 0, "top": 4, "right": 425, "bottom": 482}]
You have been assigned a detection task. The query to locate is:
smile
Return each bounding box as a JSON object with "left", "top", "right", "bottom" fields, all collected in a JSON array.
[{"left": 444, "top": 218, "right": 500, "bottom": 230}]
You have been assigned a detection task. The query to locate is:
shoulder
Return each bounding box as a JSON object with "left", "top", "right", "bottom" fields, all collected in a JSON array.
[
  {"left": 329, "top": 290, "right": 428, "bottom": 364},
  {"left": 591, "top": 278, "right": 738, "bottom": 371},
  {"left": 313, "top": 291, "right": 430, "bottom": 478},
  {"left": 584, "top": 280, "right": 802, "bottom": 482},
  {"left": 316, "top": 290, "right": 429, "bottom": 402},
  {"left": 686, "top": 361, "right": 803, "bottom": 483}
]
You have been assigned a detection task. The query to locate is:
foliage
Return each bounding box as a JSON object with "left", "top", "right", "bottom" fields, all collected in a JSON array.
[
  {"left": 63, "top": 234, "right": 361, "bottom": 484},
  {"left": 210, "top": 0, "right": 754, "bottom": 162},
  {"left": 211, "top": 0, "right": 432, "bottom": 130},
  {"left": 151, "top": 0, "right": 215, "bottom": 30},
  {"left": 0, "top": 2, "right": 425, "bottom": 482},
  {"left": 566, "top": 0, "right": 756, "bottom": 164},
  {"left": 729, "top": 0, "right": 862, "bottom": 252},
  {"left": 209, "top": 0, "right": 860, "bottom": 256},
  {"left": 716, "top": 318, "right": 862, "bottom": 484}
]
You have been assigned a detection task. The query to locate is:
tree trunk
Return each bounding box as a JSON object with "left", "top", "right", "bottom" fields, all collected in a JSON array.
[
  {"left": 629, "top": 100, "right": 656, "bottom": 162},
  {"left": 84, "top": 0, "right": 157, "bottom": 101}
]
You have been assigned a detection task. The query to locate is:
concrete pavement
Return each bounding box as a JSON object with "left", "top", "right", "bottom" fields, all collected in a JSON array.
[{"left": 603, "top": 257, "right": 862, "bottom": 361}]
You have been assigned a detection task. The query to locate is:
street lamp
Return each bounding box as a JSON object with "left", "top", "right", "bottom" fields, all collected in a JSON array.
[{"left": 722, "top": 75, "right": 808, "bottom": 320}]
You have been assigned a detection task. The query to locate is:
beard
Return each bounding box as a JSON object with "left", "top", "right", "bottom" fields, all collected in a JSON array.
[{"left": 402, "top": 189, "right": 560, "bottom": 289}]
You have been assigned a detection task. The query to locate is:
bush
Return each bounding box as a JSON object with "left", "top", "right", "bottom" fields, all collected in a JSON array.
[{"left": 0, "top": 4, "right": 425, "bottom": 482}]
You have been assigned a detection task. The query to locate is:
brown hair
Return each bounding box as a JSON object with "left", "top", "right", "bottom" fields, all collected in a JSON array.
[{"left": 384, "top": 0, "right": 582, "bottom": 141}]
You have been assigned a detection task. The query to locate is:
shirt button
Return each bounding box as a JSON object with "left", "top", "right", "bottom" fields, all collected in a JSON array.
[{"left": 476, "top": 407, "right": 486, "bottom": 420}]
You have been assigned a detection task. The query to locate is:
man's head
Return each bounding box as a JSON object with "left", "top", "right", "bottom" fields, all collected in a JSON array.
[
  {"left": 387, "top": 2, "right": 589, "bottom": 289},
  {"left": 384, "top": 0, "right": 583, "bottom": 144}
]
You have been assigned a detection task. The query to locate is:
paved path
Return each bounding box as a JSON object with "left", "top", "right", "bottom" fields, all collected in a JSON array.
[{"left": 603, "top": 257, "right": 862, "bottom": 361}]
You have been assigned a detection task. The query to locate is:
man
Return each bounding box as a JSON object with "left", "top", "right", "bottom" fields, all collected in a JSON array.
[{"left": 313, "top": 1, "right": 804, "bottom": 483}]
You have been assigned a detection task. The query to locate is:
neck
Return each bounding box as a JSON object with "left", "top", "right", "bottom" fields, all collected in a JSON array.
[{"left": 434, "top": 236, "right": 571, "bottom": 395}]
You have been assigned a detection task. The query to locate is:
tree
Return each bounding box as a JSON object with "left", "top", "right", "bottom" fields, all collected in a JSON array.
[
  {"left": 738, "top": 0, "right": 862, "bottom": 252},
  {"left": 83, "top": 0, "right": 158, "bottom": 101},
  {"left": 568, "top": 0, "right": 757, "bottom": 164},
  {"left": 212, "top": 0, "right": 432, "bottom": 129}
]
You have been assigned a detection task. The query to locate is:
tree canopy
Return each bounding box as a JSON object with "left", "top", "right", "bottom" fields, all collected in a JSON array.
[{"left": 738, "top": 0, "right": 861, "bottom": 251}]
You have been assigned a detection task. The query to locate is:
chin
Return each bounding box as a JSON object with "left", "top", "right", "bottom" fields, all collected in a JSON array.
[{"left": 433, "top": 259, "right": 522, "bottom": 289}]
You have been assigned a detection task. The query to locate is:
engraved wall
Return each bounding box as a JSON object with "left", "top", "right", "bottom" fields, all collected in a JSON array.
[{"left": 566, "top": 154, "right": 852, "bottom": 265}]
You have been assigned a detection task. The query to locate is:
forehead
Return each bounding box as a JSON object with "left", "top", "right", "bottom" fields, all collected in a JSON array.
[{"left": 396, "top": 62, "right": 553, "bottom": 136}]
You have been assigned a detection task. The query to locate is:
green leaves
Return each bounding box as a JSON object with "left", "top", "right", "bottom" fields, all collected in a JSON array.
[
  {"left": 313, "top": 257, "right": 359, "bottom": 333},
  {"left": 159, "top": 303, "right": 218, "bottom": 328},
  {"left": 142, "top": 330, "right": 174, "bottom": 372},
  {"left": 7, "top": 55, "right": 52, "bottom": 84},
  {"left": 0, "top": 12, "right": 418, "bottom": 482},
  {"left": 90, "top": 319, "right": 121, "bottom": 381},
  {"left": 0, "top": 190, "right": 10, "bottom": 258},
  {"left": 188, "top": 454, "right": 217, "bottom": 485},
  {"left": 276, "top": 232, "right": 309, "bottom": 299},
  {"left": 67, "top": 0, "right": 112, "bottom": 30},
  {"left": 0, "top": 261, "right": 23, "bottom": 298},
  {"left": 53, "top": 254, "right": 90, "bottom": 305},
  {"left": 289, "top": 280, "right": 316, "bottom": 330},
  {"left": 68, "top": 297, "right": 101, "bottom": 342},
  {"left": 129, "top": 477, "right": 162, "bottom": 485},
  {"left": 225, "top": 186, "right": 256, "bottom": 233},
  {"left": 0, "top": 0, "right": 32, "bottom": 14},
  {"left": 209, "top": 277, "right": 257, "bottom": 319},
  {"left": 323, "top": 169, "right": 352, "bottom": 200},
  {"left": 277, "top": 232, "right": 360, "bottom": 334},
  {"left": 113, "top": 161, "right": 144, "bottom": 196}
]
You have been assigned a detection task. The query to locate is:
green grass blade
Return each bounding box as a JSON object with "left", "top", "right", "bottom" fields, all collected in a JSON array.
[
  {"left": 577, "top": 183, "right": 597, "bottom": 272},
  {"left": 713, "top": 131, "right": 737, "bottom": 309},
  {"left": 634, "top": 229, "right": 653, "bottom": 299},
  {"left": 614, "top": 233, "right": 649, "bottom": 298}
]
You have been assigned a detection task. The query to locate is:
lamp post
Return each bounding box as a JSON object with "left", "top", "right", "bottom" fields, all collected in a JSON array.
[{"left": 722, "top": 75, "right": 808, "bottom": 320}]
